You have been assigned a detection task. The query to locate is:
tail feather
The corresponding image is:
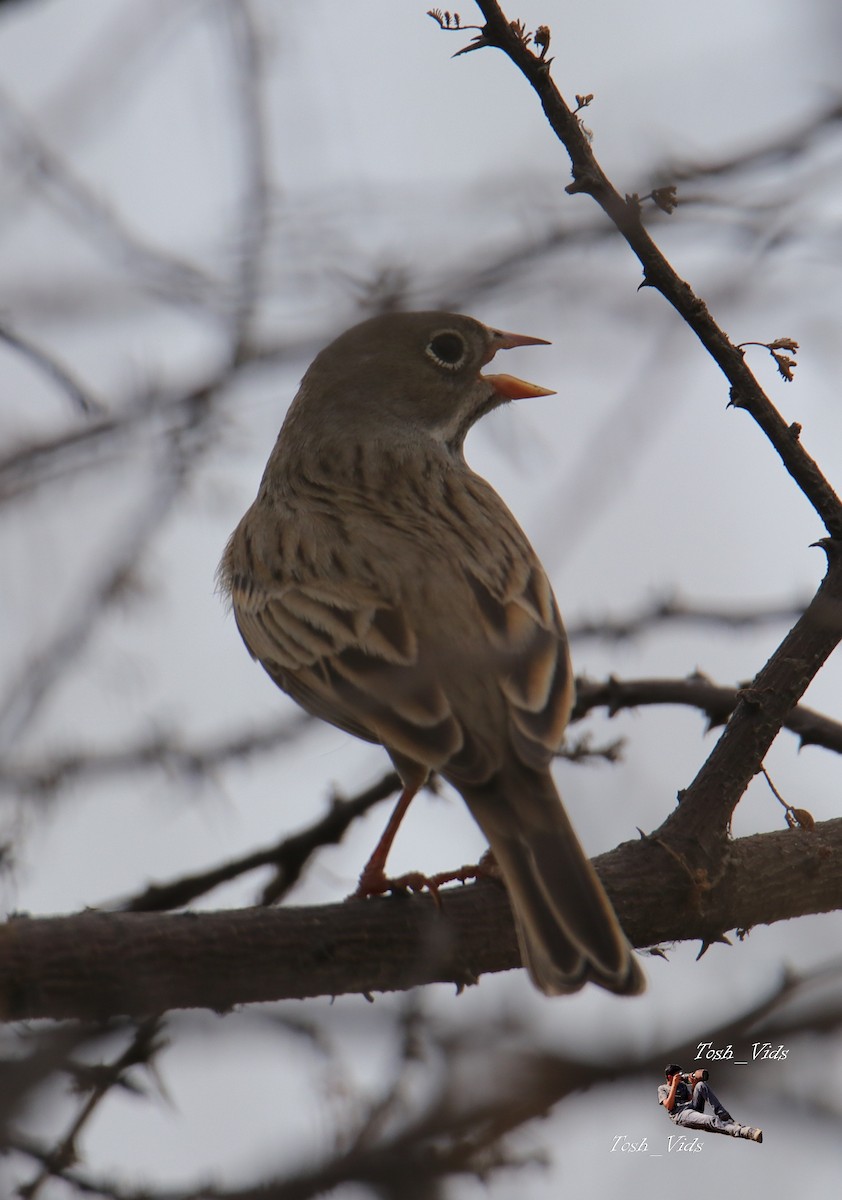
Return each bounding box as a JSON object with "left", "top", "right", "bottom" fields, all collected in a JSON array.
[{"left": 462, "top": 770, "right": 645, "bottom": 996}]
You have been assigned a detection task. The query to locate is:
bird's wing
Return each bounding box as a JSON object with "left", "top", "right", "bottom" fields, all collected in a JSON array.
[
  {"left": 436, "top": 469, "right": 573, "bottom": 774},
  {"left": 223, "top": 530, "right": 464, "bottom": 771},
  {"left": 460, "top": 552, "right": 573, "bottom": 774},
  {"left": 220, "top": 473, "right": 572, "bottom": 781}
]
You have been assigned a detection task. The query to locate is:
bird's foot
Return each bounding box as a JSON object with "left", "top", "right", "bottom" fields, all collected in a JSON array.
[
  {"left": 352, "top": 859, "right": 493, "bottom": 904},
  {"left": 352, "top": 866, "right": 428, "bottom": 899}
]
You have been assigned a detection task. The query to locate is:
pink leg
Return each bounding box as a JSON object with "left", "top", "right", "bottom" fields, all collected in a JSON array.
[{"left": 354, "top": 784, "right": 418, "bottom": 897}]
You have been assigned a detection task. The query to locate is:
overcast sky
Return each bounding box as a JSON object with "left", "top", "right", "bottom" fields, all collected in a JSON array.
[{"left": 2, "top": 1, "right": 842, "bottom": 1197}]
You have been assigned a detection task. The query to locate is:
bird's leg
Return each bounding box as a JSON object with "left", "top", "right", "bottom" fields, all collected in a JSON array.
[{"left": 353, "top": 783, "right": 418, "bottom": 897}]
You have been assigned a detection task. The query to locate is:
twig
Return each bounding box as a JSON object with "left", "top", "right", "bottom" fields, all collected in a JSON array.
[
  {"left": 17, "top": 1018, "right": 166, "bottom": 1200},
  {"left": 117, "top": 770, "right": 402, "bottom": 912},
  {"left": 567, "top": 593, "right": 808, "bottom": 642},
  {"left": 0, "top": 715, "right": 312, "bottom": 798},
  {"left": 219, "top": 0, "right": 272, "bottom": 360},
  {"left": 461, "top": 1, "right": 842, "bottom": 537},
  {"left": 0, "top": 323, "right": 104, "bottom": 416},
  {"left": 440, "top": 0, "right": 842, "bottom": 888},
  {"left": 0, "top": 381, "right": 224, "bottom": 751},
  {"left": 572, "top": 672, "right": 842, "bottom": 755},
  {"left": 665, "top": 99, "right": 842, "bottom": 185},
  {"left": 0, "top": 84, "right": 220, "bottom": 312}
]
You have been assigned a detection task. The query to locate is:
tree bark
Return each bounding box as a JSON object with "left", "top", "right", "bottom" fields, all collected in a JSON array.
[{"left": 2, "top": 817, "right": 839, "bottom": 1020}]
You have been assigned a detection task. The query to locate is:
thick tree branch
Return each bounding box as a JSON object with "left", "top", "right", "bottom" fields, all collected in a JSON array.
[{"left": 3, "top": 816, "right": 840, "bottom": 1020}]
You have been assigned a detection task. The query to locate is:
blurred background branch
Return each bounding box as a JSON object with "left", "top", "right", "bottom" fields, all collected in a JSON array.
[{"left": 2, "top": 0, "right": 842, "bottom": 1197}]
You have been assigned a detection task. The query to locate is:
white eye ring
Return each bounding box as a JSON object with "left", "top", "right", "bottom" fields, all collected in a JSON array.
[{"left": 426, "top": 329, "right": 467, "bottom": 371}]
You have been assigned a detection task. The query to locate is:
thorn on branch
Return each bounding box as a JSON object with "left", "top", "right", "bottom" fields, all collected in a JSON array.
[
  {"left": 696, "top": 933, "right": 731, "bottom": 960},
  {"left": 737, "top": 337, "right": 800, "bottom": 382}
]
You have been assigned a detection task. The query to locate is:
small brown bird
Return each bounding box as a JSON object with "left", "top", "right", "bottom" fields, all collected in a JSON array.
[{"left": 219, "top": 311, "right": 644, "bottom": 996}]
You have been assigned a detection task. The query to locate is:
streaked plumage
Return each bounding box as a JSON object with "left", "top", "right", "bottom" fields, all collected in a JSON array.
[{"left": 220, "top": 311, "right": 644, "bottom": 996}]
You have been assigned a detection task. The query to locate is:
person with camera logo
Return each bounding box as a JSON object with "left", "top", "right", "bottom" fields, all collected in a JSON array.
[{"left": 658, "top": 1065, "right": 763, "bottom": 1142}]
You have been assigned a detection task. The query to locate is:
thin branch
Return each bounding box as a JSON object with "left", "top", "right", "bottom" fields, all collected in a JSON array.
[
  {"left": 219, "top": 0, "right": 272, "bottom": 360},
  {"left": 464, "top": 1, "right": 842, "bottom": 537},
  {"left": 0, "top": 338, "right": 312, "bottom": 507},
  {"left": 0, "top": 715, "right": 312, "bottom": 799},
  {"left": 663, "top": 99, "right": 842, "bottom": 186},
  {"left": 442, "top": 0, "right": 842, "bottom": 901},
  {"left": 117, "top": 770, "right": 402, "bottom": 912},
  {"left": 0, "top": 84, "right": 220, "bottom": 312},
  {"left": 658, "top": 546, "right": 842, "bottom": 850},
  {"left": 17, "top": 1018, "right": 166, "bottom": 1200},
  {"left": 0, "top": 380, "right": 225, "bottom": 752},
  {"left": 572, "top": 672, "right": 842, "bottom": 755},
  {"left": 0, "top": 323, "right": 105, "bottom": 415},
  {"left": 567, "top": 593, "right": 808, "bottom": 642}
]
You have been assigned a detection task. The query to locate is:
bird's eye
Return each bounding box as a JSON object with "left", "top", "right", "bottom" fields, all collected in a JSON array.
[{"left": 426, "top": 330, "right": 467, "bottom": 371}]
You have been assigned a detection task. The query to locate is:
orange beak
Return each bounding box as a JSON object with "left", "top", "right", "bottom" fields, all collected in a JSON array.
[{"left": 481, "top": 328, "right": 555, "bottom": 400}]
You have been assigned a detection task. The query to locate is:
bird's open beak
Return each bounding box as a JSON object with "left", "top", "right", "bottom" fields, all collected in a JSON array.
[{"left": 481, "top": 329, "right": 555, "bottom": 400}]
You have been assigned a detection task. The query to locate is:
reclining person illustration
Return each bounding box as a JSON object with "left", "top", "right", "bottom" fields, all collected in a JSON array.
[{"left": 658, "top": 1065, "right": 763, "bottom": 1142}]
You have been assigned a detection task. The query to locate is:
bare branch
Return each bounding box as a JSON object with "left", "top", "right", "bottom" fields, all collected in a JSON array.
[
  {"left": 573, "top": 672, "right": 842, "bottom": 755},
  {"left": 218, "top": 0, "right": 273, "bottom": 359},
  {"left": 462, "top": 1, "right": 842, "bottom": 537},
  {"left": 0, "top": 322, "right": 104, "bottom": 415},
  {"left": 567, "top": 593, "right": 808, "bottom": 642},
  {"left": 117, "top": 770, "right": 402, "bottom": 912},
  {"left": 0, "top": 378, "right": 226, "bottom": 750},
  {"left": 0, "top": 715, "right": 312, "bottom": 799},
  {"left": 3, "top": 816, "right": 841, "bottom": 1019},
  {"left": 657, "top": 547, "right": 842, "bottom": 849},
  {"left": 664, "top": 99, "right": 842, "bottom": 186},
  {"left": 16, "top": 1018, "right": 165, "bottom": 1200},
  {"left": 0, "top": 84, "right": 220, "bottom": 312}
]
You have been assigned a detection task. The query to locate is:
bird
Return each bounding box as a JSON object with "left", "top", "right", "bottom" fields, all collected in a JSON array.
[{"left": 219, "top": 310, "right": 645, "bottom": 996}]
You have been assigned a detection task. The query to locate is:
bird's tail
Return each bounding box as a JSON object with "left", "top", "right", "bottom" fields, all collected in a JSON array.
[{"left": 462, "top": 770, "right": 645, "bottom": 996}]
